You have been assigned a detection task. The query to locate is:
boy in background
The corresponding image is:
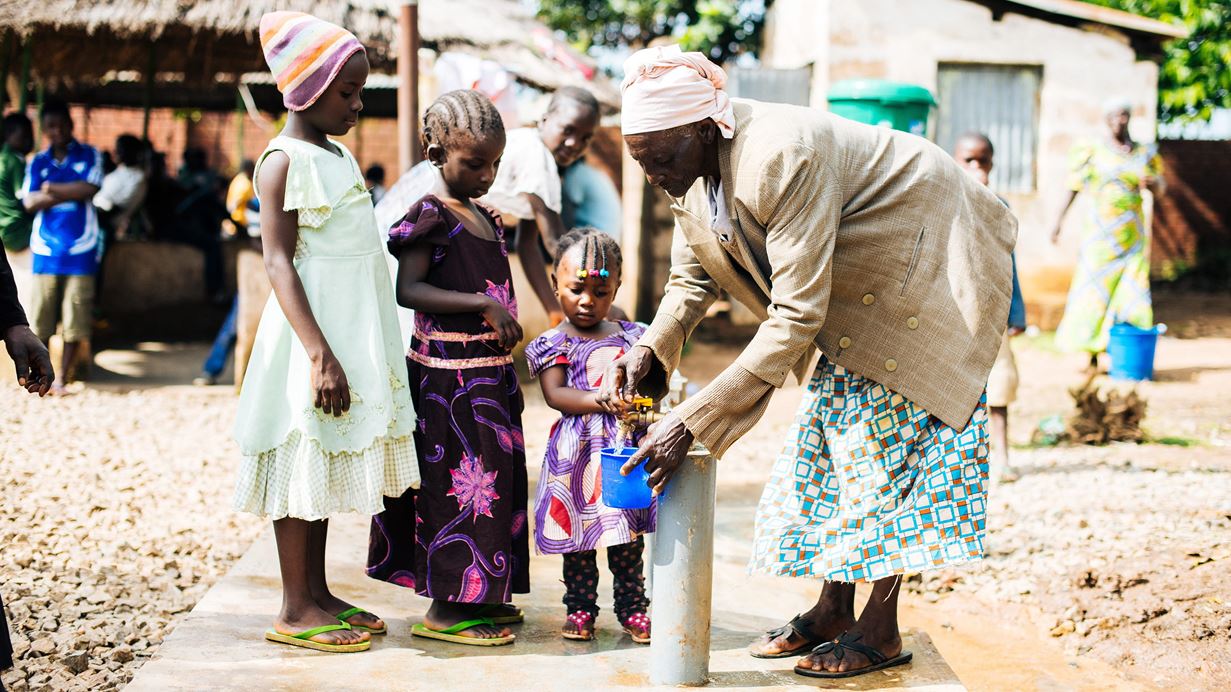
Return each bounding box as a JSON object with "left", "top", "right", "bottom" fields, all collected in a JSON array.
[
  {"left": 953, "top": 131, "right": 1026, "bottom": 483},
  {"left": 0, "top": 112, "right": 34, "bottom": 252},
  {"left": 22, "top": 100, "right": 103, "bottom": 394},
  {"left": 480, "top": 86, "right": 602, "bottom": 324}
]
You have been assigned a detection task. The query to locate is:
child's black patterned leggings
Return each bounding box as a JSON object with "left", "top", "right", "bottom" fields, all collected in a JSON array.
[{"left": 561, "top": 536, "right": 649, "bottom": 621}]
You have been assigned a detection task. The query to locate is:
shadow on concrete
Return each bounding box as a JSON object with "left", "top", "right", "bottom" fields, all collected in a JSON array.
[{"left": 1152, "top": 365, "right": 1230, "bottom": 383}]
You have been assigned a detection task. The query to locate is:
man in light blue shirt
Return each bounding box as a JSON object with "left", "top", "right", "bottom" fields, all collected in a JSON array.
[{"left": 561, "top": 159, "right": 622, "bottom": 241}]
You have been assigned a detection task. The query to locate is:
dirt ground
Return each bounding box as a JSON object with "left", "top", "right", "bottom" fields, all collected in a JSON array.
[
  {"left": 689, "top": 289, "right": 1231, "bottom": 690},
  {"left": 1, "top": 290, "right": 1228, "bottom": 690}
]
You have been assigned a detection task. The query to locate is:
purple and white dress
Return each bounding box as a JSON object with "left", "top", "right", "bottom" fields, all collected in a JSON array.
[
  {"left": 366, "top": 194, "right": 529, "bottom": 604},
  {"left": 526, "top": 321, "right": 656, "bottom": 555}
]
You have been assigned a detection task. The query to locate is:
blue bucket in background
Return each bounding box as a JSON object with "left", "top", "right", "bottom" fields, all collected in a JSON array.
[
  {"left": 1107, "top": 323, "right": 1163, "bottom": 381},
  {"left": 600, "top": 446, "right": 654, "bottom": 509}
]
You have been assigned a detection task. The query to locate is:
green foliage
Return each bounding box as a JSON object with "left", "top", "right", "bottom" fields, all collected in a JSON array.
[
  {"left": 1083, "top": 0, "right": 1231, "bottom": 122},
  {"left": 535, "top": 0, "right": 770, "bottom": 62}
]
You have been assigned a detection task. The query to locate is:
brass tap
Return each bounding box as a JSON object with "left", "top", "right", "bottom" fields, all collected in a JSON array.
[{"left": 616, "top": 396, "right": 660, "bottom": 447}]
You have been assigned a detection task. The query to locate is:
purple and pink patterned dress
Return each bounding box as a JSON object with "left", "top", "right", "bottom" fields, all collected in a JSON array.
[
  {"left": 526, "top": 322, "right": 656, "bottom": 555},
  {"left": 367, "top": 195, "right": 529, "bottom": 604}
]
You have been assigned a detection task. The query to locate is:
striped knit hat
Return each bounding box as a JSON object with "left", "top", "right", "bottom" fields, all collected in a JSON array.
[{"left": 259, "top": 11, "right": 365, "bottom": 112}]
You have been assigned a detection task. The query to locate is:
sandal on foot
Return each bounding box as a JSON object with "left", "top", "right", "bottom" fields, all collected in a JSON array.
[
  {"left": 265, "top": 623, "right": 370, "bottom": 653},
  {"left": 749, "top": 613, "right": 828, "bottom": 659},
  {"left": 335, "top": 606, "right": 386, "bottom": 635},
  {"left": 411, "top": 618, "right": 515, "bottom": 646},
  {"left": 621, "top": 612, "right": 651, "bottom": 644},
  {"left": 793, "top": 632, "right": 913, "bottom": 679},
  {"left": 562, "top": 611, "right": 595, "bottom": 641},
  {"left": 477, "top": 603, "right": 525, "bottom": 625}
]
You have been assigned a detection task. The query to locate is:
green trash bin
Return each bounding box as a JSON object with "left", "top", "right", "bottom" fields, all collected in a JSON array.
[{"left": 827, "top": 80, "right": 937, "bottom": 137}]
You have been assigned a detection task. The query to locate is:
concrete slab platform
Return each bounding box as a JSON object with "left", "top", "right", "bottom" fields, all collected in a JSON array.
[{"left": 130, "top": 505, "right": 965, "bottom": 692}]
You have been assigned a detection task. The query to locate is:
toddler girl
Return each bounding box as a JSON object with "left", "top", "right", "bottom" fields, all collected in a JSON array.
[
  {"left": 366, "top": 90, "right": 528, "bottom": 647},
  {"left": 233, "top": 12, "right": 419, "bottom": 653},
  {"left": 526, "top": 228, "right": 654, "bottom": 643}
]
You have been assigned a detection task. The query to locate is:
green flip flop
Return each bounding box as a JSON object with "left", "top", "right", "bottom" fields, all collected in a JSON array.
[
  {"left": 476, "top": 603, "right": 525, "bottom": 625},
  {"left": 411, "top": 617, "right": 515, "bottom": 646},
  {"left": 265, "top": 622, "right": 370, "bottom": 653},
  {"left": 335, "top": 606, "right": 387, "bottom": 635}
]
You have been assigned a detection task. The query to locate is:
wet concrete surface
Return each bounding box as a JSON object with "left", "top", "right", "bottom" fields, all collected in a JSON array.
[{"left": 128, "top": 510, "right": 966, "bottom": 691}]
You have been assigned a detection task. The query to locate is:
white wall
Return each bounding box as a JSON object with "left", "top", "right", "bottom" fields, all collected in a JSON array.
[{"left": 763, "top": 0, "right": 1162, "bottom": 324}]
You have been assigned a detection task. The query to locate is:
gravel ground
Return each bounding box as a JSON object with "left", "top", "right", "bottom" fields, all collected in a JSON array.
[{"left": 1, "top": 385, "right": 261, "bottom": 691}]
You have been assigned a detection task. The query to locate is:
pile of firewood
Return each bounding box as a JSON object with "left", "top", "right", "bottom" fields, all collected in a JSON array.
[{"left": 1065, "top": 375, "right": 1147, "bottom": 445}]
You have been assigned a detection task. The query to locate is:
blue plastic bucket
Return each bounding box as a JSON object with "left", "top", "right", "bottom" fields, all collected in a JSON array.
[
  {"left": 1107, "top": 323, "right": 1161, "bottom": 381},
  {"left": 600, "top": 446, "right": 654, "bottom": 509}
]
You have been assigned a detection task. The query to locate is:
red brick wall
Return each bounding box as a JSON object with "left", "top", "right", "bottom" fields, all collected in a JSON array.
[
  {"left": 1154, "top": 140, "right": 1231, "bottom": 275},
  {"left": 42, "top": 105, "right": 400, "bottom": 177}
]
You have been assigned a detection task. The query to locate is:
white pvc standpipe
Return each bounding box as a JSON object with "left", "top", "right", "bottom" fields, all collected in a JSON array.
[{"left": 650, "top": 447, "right": 718, "bottom": 687}]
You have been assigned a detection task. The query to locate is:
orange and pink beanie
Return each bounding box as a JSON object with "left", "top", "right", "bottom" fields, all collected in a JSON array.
[{"left": 259, "top": 11, "right": 364, "bottom": 112}]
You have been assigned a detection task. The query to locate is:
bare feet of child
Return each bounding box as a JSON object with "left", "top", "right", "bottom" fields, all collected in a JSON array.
[
  {"left": 273, "top": 602, "right": 371, "bottom": 648},
  {"left": 423, "top": 601, "right": 512, "bottom": 641},
  {"left": 315, "top": 591, "right": 386, "bottom": 634},
  {"left": 478, "top": 603, "right": 524, "bottom": 624},
  {"left": 562, "top": 611, "right": 595, "bottom": 641}
]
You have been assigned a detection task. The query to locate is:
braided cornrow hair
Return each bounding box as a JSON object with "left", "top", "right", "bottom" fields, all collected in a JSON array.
[
  {"left": 421, "top": 89, "right": 505, "bottom": 154},
  {"left": 555, "top": 227, "right": 623, "bottom": 279}
]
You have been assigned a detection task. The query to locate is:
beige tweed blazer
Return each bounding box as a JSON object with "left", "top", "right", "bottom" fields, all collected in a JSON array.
[{"left": 639, "top": 99, "right": 1018, "bottom": 456}]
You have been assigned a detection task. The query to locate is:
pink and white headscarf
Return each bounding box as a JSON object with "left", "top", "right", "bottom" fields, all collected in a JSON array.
[{"left": 620, "top": 45, "right": 736, "bottom": 139}]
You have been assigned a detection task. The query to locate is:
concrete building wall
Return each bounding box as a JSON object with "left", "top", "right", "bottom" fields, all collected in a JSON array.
[{"left": 763, "top": 0, "right": 1162, "bottom": 327}]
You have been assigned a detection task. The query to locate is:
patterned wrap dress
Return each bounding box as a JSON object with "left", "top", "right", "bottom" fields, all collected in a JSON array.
[
  {"left": 367, "top": 195, "right": 530, "bottom": 604},
  {"left": 751, "top": 358, "right": 989, "bottom": 583},
  {"left": 1055, "top": 139, "right": 1163, "bottom": 353},
  {"left": 525, "top": 321, "right": 656, "bottom": 555}
]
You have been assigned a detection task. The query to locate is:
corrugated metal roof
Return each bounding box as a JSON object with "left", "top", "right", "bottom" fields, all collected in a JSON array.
[{"left": 992, "top": 0, "right": 1187, "bottom": 39}]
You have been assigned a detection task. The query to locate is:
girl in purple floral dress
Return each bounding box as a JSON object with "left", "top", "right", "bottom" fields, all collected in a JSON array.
[
  {"left": 366, "top": 90, "right": 527, "bottom": 646},
  {"left": 526, "top": 228, "right": 654, "bottom": 644}
]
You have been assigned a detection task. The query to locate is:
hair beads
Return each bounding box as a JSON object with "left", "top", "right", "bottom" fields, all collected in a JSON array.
[
  {"left": 573, "top": 234, "right": 610, "bottom": 279},
  {"left": 556, "top": 227, "right": 622, "bottom": 281}
]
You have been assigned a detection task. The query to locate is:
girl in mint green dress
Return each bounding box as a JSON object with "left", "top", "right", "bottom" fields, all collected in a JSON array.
[{"left": 233, "top": 11, "right": 418, "bottom": 654}]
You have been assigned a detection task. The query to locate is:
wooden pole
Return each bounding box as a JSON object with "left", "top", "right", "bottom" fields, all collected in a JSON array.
[
  {"left": 397, "top": 0, "right": 421, "bottom": 173},
  {"left": 235, "top": 88, "right": 245, "bottom": 169},
  {"left": 18, "top": 39, "right": 31, "bottom": 111},
  {"left": 142, "top": 42, "right": 156, "bottom": 141},
  {"left": 1, "top": 35, "right": 13, "bottom": 110}
]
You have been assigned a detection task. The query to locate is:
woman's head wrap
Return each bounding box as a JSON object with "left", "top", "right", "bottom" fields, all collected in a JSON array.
[{"left": 620, "top": 45, "right": 735, "bottom": 138}]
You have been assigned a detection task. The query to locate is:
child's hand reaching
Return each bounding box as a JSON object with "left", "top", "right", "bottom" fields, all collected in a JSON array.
[
  {"left": 482, "top": 298, "right": 523, "bottom": 351},
  {"left": 593, "top": 391, "right": 630, "bottom": 417},
  {"left": 312, "top": 350, "right": 351, "bottom": 416}
]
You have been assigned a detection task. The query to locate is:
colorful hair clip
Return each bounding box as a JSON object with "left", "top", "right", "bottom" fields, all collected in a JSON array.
[
  {"left": 599, "top": 269, "right": 610, "bottom": 278},
  {"left": 576, "top": 269, "right": 587, "bottom": 279}
]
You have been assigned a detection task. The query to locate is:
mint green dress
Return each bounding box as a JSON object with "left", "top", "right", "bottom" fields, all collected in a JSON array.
[{"left": 233, "top": 136, "right": 419, "bottom": 521}]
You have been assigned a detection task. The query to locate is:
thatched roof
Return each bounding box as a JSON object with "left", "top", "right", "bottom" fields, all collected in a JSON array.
[{"left": 0, "top": 1, "right": 617, "bottom": 105}]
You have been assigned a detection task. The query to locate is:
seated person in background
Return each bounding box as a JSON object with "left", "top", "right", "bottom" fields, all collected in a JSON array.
[
  {"left": 0, "top": 112, "right": 34, "bottom": 252},
  {"left": 22, "top": 100, "right": 103, "bottom": 394},
  {"left": 142, "top": 150, "right": 183, "bottom": 238},
  {"left": 480, "top": 86, "right": 602, "bottom": 324},
  {"left": 225, "top": 159, "right": 261, "bottom": 238},
  {"left": 561, "top": 158, "right": 622, "bottom": 242},
  {"left": 93, "top": 134, "right": 147, "bottom": 239},
  {"left": 173, "top": 147, "right": 227, "bottom": 301},
  {"left": 364, "top": 163, "right": 386, "bottom": 206}
]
